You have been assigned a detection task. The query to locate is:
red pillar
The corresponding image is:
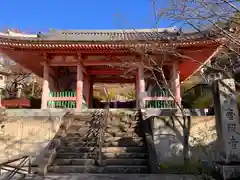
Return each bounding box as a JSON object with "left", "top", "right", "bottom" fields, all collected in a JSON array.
[
  {"left": 172, "top": 61, "right": 181, "bottom": 105},
  {"left": 84, "top": 75, "right": 90, "bottom": 108},
  {"left": 89, "top": 81, "right": 93, "bottom": 108},
  {"left": 135, "top": 72, "right": 139, "bottom": 109},
  {"left": 76, "top": 64, "right": 83, "bottom": 109},
  {"left": 0, "top": 89, "right": 3, "bottom": 108},
  {"left": 41, "top": 61, "right": 49, "bottom": 109}
]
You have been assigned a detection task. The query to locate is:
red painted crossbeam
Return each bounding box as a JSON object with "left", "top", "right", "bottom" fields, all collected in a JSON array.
[{"left": 87, "top": 69, "right": 125, "bottom": 75}]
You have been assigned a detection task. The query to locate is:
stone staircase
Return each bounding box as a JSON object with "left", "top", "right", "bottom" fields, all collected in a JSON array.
[{"left": 47, "top": 110, "right": 149, "bottom": 174}]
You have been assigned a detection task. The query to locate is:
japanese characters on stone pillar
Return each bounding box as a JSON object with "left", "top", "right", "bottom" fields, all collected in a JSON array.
[{"left": 215, "top": 79, "right": 240, "bottom": 162}]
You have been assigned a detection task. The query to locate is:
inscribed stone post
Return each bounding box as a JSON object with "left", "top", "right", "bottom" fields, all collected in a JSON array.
[{"left": 214, "top": 79, "right": 240, "bottom": 162}]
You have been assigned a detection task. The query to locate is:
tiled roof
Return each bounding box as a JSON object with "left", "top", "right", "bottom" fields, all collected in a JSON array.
[
  {"left": 40, "top": 28, "right": 219, "bottom": 41},
  {"left": 0, "top": 28, "right": 221, "bottom": 42}
]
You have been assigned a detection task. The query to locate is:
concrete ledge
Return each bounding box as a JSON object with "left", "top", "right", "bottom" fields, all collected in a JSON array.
[
  {"left": 5, "top": 109, "right": 68, "bottom": 117},
  {"left": 5, "top": 108, "right": 209, "bottom": 117},
  {"left": 143, "top": 108, "right": 209, "bottom": 118}
]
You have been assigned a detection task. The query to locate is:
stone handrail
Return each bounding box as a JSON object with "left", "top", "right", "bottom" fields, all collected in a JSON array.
[
  {"left": 138, "top": 109, "right": 159, "bottom": 173},
  {"left": 36, "top": 112, "right": 74, "bottom": 175}
]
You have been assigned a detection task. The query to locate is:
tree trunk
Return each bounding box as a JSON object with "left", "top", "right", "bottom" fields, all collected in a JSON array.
[{"left": 183, "top": 116, "right": 191, "bottom": 164}]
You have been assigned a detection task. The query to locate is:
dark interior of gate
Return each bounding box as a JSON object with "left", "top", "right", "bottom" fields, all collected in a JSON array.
[{"left": 50, "top": 63, "right": 172, "bottom": 109}]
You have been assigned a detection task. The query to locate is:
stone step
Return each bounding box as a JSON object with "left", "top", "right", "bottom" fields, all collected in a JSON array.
[
  {"left": 104, "top": 136, "right": 144, "bottom": 142},
  {"left": 103, "top": 141, "right": 145, "bottom": 147},
  {"left": 73, "top": 113, "right": 105, "bottom": 119},
  {"left": 53, "top": 158, "right": 95, "bottom": 165},
  {"left": 57, "top": 146, "right": 98, "bottom": 153},
  {"left": 60, "top": 136, "right": 143, "bottom": 143},
  {"left": 25, "top": 174, "right": 176, "bottom": 180},
  {"left": 60, "top": 141, "right": 145, "bottom": 148},
  {"left": 53, "top": 158, "right": 147, "bottom": 166},
  {"left": 57, "top": 147, "right": 146, "bottom": 153},
  {"left": 107, "top": 121, "right": 139, "bottom": 126},
  {"left": 66, "top": 125, "right": 97, "bottom": 132},
  {"left": 63, "top": 131, "right": 99, "bottom": 137},
  {"left": 61, "top": 132, "right": 99, "bottom": 137},
  {"left": 60, "top": 142, "right": 98, "bottom": 147},
  {"left": 60, "top": 137, "right": 98, "bottom": 143},
  {"left": 105, "top": 158, "right": 148, "bottom": 165},
  {"left": 48, "top": 165, "right": 149, "bottom": 174},
  {"left": 104, "top": 132, "right": 143, "bottom": 138},
  {"left": 56, "top": 152, "right": 147, "bottom": 159},
  {"left": 106, "top": 127, "right": 136, "bottom": 131}
]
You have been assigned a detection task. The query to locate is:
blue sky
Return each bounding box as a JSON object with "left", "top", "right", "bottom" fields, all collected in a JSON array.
[{"left": 0, "top": 0, "right": 172, "bottom": 32}]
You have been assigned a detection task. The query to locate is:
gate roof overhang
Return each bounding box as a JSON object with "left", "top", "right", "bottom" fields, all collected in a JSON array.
[{"left": 0, "top": 28, "right": 224, "bottom": 82}]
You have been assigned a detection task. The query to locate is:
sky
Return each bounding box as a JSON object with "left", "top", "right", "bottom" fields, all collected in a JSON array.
[{"left": 0, "top": 0, "right": 172, "bottom": 32}]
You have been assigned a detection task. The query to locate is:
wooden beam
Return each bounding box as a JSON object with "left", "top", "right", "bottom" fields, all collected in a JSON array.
[
  {"left": 87, "top": 69, "right": 126, "bottom": 75},
  {"left": 48, "top": 62, "right": 79, "bottom": 66},
  {"left": 47, "top": 60, "right": 140, "bottom": 67},
  {"left": 92, "top": 78, "right": 135, "bottom": 83},
  {"left": 84, "top": 60, "right": 123, "bottom": 66},
  {"left": 41, "top": 53, "right": 57, "bottom": 78}
]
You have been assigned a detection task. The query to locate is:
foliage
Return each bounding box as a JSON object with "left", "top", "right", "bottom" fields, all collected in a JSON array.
[
  {"left": 120, "top": 87, "right": 136, "bottom": 100},
  {"left": 23, "top": 81, "right": 42, "bottom": 99},
  {"left": 93, "top": 89, "right": 117, "bottom": 101}
]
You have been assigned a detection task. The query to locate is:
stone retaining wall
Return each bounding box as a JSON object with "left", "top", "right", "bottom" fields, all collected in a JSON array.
[
  {"left": 0, "top": 109, "right": 64, "bottom": 164},
  {"left": 151, "top": 116, "right": 217, "bottom": 165}
]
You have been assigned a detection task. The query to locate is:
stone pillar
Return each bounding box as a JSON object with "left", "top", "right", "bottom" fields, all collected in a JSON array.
[
  {"left": 76, "top": 64, "right": 83, "bottom": 109},
  {"left": 138, "top": 65, "right": 145, "bottom": 109},
  {"left": 172, "top": 61, "right": 181, "bottom": 105},
  {"left": 41, "top": 61, "right": 49, "bottom": 109},
  {"left": 213, "top": 79, "right": 240, "bottom": 161},
  {"left": 213, "top": 79, "right": 240, "bottom": 179}
]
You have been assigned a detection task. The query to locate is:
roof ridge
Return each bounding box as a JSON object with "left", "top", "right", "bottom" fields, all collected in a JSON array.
[{"left": 52, "top": 27, "right": 179, "bottom": 34}]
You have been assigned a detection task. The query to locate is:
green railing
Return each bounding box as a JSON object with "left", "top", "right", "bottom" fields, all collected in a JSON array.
[
  {"left": 146, "top": 86, "right": 175, "bottom": 108},
  {"left": 48, "top": 91, "right": 86, "bottom": 109},
  {"left": 148, "top": 86, "right": 170, "bottom": 97},
  {"left": 145, "top": 100, "right": 175, "bottom": 108}
]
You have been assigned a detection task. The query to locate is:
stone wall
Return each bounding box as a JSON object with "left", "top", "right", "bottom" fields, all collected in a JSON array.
[
  {"left": 0, "top": 109, "right": 64, "bottom": 164},
  {"left": 152, "top": 116, "right": 217, "bottom": 165}
]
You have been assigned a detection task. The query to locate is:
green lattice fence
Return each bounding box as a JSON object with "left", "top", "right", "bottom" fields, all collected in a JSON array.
[
  {"left": 146, "top": 86, "right": 175, "bottom": 108},
  {"left": 48, "top": 91, "right": 86, "bottom": 109}
]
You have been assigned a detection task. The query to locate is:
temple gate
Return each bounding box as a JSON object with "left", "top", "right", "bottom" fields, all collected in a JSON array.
[{"left": 0, "top": 28, "right": 222, "bottom": 109}]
